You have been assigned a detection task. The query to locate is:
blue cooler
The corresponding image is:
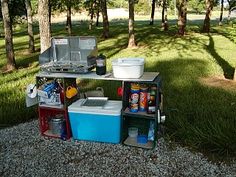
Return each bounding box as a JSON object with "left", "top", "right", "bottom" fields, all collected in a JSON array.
[{"left": 68, "top": 99, "right": 122, "bottom": 143}]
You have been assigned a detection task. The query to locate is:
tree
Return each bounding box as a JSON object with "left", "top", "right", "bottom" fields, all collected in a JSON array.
[
  {"left": 8, "top": 0, "right": 25, "bottom": 22},
  {"left": 226, "top": 0, "right": 236, "bottom": 22},
  {"left": 25, "top": 0, "right": 35, "bottom": 52},
  {"left": 128, "top": 0, "right": 136, "bottom": 47},
  {"left": 84, "top": 0, "right": 96, "bottom": 30},
  {"left": 95, "top": 0, "right": 100, "bottom": 26},
  {"left": 149, "top": 0, "right": 156, "bottom": 25},
  {"left": 176, "top": 0, "right": 187, "bottom": 35},
  {"left": 202, "top": 0, "right": 214, "bottom": 32},
  {"left": 100, "top": 0, "right": 109, "bottom": 38},
  {"left": 188, "top": 0, "right": 205, "bottom": 14},
  {"left": 1, "top": 0, "right": 17, "bottom": 71},
  {"left": 38, "top": 0, "right": 51, "bottom": 53},
  {"left": 161, "top": 0, "right": 168, "bottom": 30},
  {"left": 89, "top": 0, "right": 95, "bottom": 30},
  {"left": 65, "top": 0, "right": 72, "bottom": 35},
  {"left": 135, "top": 0, "right": 150, "bottom": 15},
  {"left": 219, "top": 0, "right": 224, "bottom": 25},
  {"left": 84, "top": 0, "right": 101, "bottom": 29}
]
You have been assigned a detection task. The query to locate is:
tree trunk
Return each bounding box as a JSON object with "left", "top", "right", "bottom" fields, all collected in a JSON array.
[
  {"left": 227, "top": 9, "right": 231, "bottom": 22},
  {"left": 162, "top": 1, "right": 165, "bottom": 24},
  {"left": 25, "top": 0, "right": 35, "bottom": 53},
  {"left": 48, "top": 0, "right": 52, "bottom": 33},
  {"left": 89, "top": 0, "right": 95, "bottom": 30},
  {"left": 219, "top": 0, "right": 223, "bottom": 26},
  {"left": 234, "top": 68, "right": 236, "bottom": 81},
  {"left": 101, "top": 0, "right": 109, "bottom": 38},
  {"left": 161, "top": 0, "right": 168, "bottom": 31},
  {"left": 149, "top": 0, "right": 155, "bottom": 25},
  {"left": 202, "top": 0, "right": 213, "bottom": 33},
  {"left": 1, "top": 0, "right": 17, "bottom": 71},
  {"left": 95, "top": 0, "right": 100, "bottom": 27},
  {"left": 177, "top": 0, "right": 187, "bottom": 35},
  {"left": 128, "top": 0, "right": 136, "bottom": 48},
  {"left": 66, "top": 0, "right": 72, "bottom": 35},
  {"left": 38, "top": 0, "right": 51, "bottom": 54},
  {"left": 96, "top": 9, "right": 99, "bottom": 26}
]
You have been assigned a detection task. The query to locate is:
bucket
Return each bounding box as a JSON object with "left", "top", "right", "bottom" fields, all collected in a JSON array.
[{"left": 49, "top": 114, "right": 66, "bottom": 135}]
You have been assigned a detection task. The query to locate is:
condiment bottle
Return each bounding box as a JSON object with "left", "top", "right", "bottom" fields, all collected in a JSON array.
[
  {"left": 147, "top": 86, "right": 157, "bottom": 114},
  {"left": 96, "top": 54, "right": 106, "bottom": 75},
  {"left": 139, "top": 84, "right": 148, "bottom": 111},
  {"left": 129, "top": 83, "right": 140, "bottom": 112}
]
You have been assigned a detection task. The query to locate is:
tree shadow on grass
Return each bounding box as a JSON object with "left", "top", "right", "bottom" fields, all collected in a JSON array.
[
  {"left": 16, "top": 54, "right": 39, "bottom": 69},
  {"left": 206, "top": 34, "right": 235, "bottom": 79},
  {"left": 147, "top": 58, "right": 236, "bottom": 157}
]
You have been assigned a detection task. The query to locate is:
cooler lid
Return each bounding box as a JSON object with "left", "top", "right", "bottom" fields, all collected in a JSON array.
[{"left": 68, "top": 99, "right": 122, "bottom": 115}]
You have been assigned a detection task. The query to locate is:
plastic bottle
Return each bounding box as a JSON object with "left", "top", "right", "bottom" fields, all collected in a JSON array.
[
  {"left": 129, "top": 83, "right": 140, "bottom": 112},
  {"left": 96, "top": 54, "right": 106, "bottom": 75},
  {"left": 139, "top": 85, "right": 148, "bottom": 111},
  {"left": 148, "top": 120, "right": 155, "bottom": 141},
  {"left": 147, "top": 86, "right": 157, "bottom": 114}
]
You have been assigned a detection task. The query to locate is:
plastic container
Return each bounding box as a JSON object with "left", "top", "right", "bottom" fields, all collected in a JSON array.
[
  {"left": 128, "top": 127, "right": 138, "bottom": 138},
  {"left": 137, "top": 135, "right": 148, "bottom": 144},
  {"left": 49, "top": 114, "right": 65, "bottom": 136},
  {"left": 96, "top": 54, "right": 106, "bottom": 75},
  {"left": 139, "top": 85, "right": 148, "bottom": 111},
  {"left": 130, "top": 83, "right": 140, "bottom": 113},
  {"left": 68, "top": 99, "right": 122, "bottom": 144},
  {"left": 112, "top": 58, "right": 145, "bottom": 78}
]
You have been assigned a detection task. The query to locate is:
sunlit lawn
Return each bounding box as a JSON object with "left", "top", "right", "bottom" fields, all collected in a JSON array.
[{"left": 0, "top": 16, "right": 236, "bottom": 158}]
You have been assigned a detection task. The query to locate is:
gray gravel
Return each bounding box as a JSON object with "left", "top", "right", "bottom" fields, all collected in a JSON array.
[{"left": 0, "top": 120, "right": 235, "bottom": 177}]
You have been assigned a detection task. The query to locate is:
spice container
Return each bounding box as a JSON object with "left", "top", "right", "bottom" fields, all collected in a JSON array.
[
  {"left": 139, "top": 85, "right": 148, "bottom": 111},
  {"left": 129, "top": 83, "right": 140, "bottom": 112},
  {"left": 147, "top": 86, "right": 157, "bottom": 114}
]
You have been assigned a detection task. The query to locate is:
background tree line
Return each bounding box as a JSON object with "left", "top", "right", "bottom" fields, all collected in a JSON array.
[{"left": 1, "top": 0, "right": 236, "bottom": 78}]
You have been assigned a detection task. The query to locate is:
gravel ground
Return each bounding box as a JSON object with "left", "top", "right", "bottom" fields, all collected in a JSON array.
[{"left": 0, "top": 120, "right": 235, "bottom": 177}]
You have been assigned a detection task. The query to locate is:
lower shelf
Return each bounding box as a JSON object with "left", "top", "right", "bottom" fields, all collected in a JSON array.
[{"left": 123, "top": 136, "right": 154, "bottom": 149}]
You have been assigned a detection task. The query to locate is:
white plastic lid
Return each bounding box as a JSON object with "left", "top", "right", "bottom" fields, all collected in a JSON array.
[
  {"left": 112, "top": 58, "right": 145, "bottom": 66},
  {"left": 68, "top": 99, "right": 122, "bottom": 116}
]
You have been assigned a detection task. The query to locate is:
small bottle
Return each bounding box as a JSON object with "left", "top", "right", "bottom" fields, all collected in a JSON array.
[
  {"left": 129, "top": 83, "right": 140, "bottom": 112},
  {"left": 148, "top": 120, "right": 155, "bottom": 141},
  {"left": 147, "top": 86, "right": 157, "bottom": 114},
  {"left": 139, "top": 84, "right": 148, "bottom": 111},
  {"left": 96, "top": 54, "right": 106, "bottom": 75}
]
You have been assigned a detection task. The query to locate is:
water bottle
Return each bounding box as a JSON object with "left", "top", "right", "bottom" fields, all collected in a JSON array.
[{"left": 96, "top": 54, "right": 106, "bottom": 75}]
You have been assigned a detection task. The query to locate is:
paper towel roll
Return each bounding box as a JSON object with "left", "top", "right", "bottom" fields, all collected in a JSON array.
[{"left": 26, "top": 84, "right": 37, "bottom": 98}]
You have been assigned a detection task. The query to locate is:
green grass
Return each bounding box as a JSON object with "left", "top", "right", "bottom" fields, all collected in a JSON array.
[{"left": 0, "top": 17, "right": 236, "bottom": 159}]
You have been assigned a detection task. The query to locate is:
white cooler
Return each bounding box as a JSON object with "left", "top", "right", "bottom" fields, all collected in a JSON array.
[{"left": 112, "top": 58, "right": 144, "bottom": 78}]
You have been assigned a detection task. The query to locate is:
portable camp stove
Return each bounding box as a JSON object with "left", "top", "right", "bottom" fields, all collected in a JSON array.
[
  {"left": 40, "top": 61, "right": 96, "bottom": 74},
  {"left": 39, "top": 36, "right": 98, "bottom": 74}
]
